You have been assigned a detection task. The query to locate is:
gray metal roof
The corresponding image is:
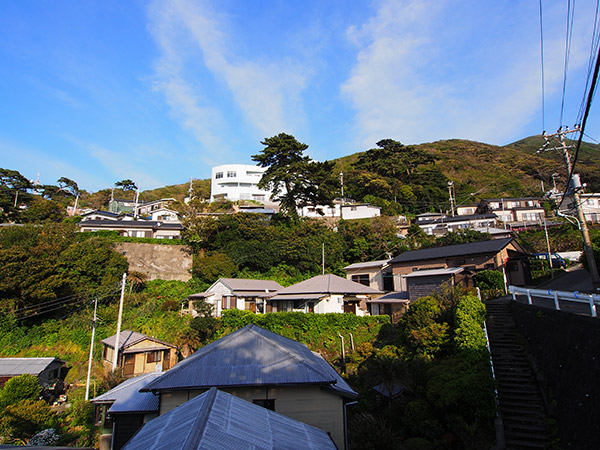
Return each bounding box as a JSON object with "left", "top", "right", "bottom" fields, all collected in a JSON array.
[
  {"left": 390, "top": 238, "right": 516, "bottom": 264},
  {"left": 122, "top": 388, "right": 337, "bottom": 450},
  {"left": 270, "top": 274, "right": 381, "bottom": 301},
  {"left": 0, "top": 357, "right": 64, "bottom": 377},
  {"left": 101, "top": 330, "right": 177, "bottom": 351},
  {"left": 343, "top": 259, "right": 390, "bottom": 271},
  {"left": 369, "top": 291, "right": 410, "bottom": 303},
  {"left": 92, "top": 372, "right": 162, "bottom": 414},
  {"left": 402, "top": 267, "right": 464, "bottom": 278},
  {"left": 218, "top": 278, "right": 284, "bottom": 293},
  {"left": 415, "top": 212, "right": 497, "bottom": 225},
  {"left": 142, "top": 324, "right": 357, "bottom": 399},
  {"left": 78, "top": 220, "right": 182, "bottom": 229}
]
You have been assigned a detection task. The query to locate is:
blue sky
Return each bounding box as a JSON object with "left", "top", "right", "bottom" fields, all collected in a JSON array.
[{"left": 1, "top": 0, "right": 599, "bottom": 192}]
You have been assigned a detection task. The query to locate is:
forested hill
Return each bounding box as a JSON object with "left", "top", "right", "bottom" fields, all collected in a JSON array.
[
  {"left": 85, "top": 135, "right": 599, "bottom": 213},
  {"left": 331, "top": 135, "right": 600, "bottom": 212}
]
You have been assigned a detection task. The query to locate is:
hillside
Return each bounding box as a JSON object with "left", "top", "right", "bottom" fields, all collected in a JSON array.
[
  {"left": 333, "top": 135, "right": 600, "bottom": 207},
  {"left": 77, "top": 135, "right": 599, "bottom": 212}
]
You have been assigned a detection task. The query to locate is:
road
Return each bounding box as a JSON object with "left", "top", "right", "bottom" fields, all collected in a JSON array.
[{"left": 511, "top": 266, "right": 598, "bottom": 316}]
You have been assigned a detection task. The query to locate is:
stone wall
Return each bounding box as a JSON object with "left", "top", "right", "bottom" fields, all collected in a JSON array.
[{"left": 114, "top": 242, "right": 193, "bottom": 281}]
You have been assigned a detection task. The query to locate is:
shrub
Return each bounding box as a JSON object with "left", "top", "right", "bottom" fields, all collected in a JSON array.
[
  {"left": 0, "top": 374, "right": 42, "bottom": 408},
  {"left": 0, "top": 399, "right": 54, "bottom": 443},
  {"left": 472, "top": 270, "right": 504, "bottom": 291}
]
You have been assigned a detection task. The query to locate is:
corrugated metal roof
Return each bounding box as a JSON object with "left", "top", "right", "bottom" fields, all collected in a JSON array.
[
  {"left": 0, "top": 357, "right": 64, "bottom": 377},
  {"left": 403, "top": 267, "right": 464, "bottom": 278},
  {"left": 369, "top": 291, "right": 410, "bottom": 303},
  {"left": 122, "top": 388, "right": 337, "bottom": 450},
  {"left": 390, "top": 238, "right": 515, "bottom": 264},
  {"left": 343, "top": 259, "right": 390, "bottom": 270},
  {"left": 219, "top": 278, "right": 284, "bottom": 293},
  {"left": 271, "top": 274, "right": 381, "bottom": 299},
  {"left": 142, "top": 324, "right": 357, "bottom": 399},
  {"left": 92, "top": 372, "right": 162, "bottom": 414},
  {"left": 101, "top": 330, "right": 177, "bottom": 351}
]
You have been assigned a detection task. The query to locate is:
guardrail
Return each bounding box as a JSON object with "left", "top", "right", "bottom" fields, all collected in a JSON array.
[{"left": 508, "top": 285, "right": 600, "bottom": 318}]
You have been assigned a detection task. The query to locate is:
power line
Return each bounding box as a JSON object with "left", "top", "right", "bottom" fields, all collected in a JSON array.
[
  {"left": 539, "top": 0, "right": 546, "bottom": 132},
  {"left": 559, "top": 0, "right": 576, "bottom": 127}
]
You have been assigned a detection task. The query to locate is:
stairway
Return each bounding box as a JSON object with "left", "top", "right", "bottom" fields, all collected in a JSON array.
[{"left": 485, "top": 298, "right": 550, "bottom": 449}]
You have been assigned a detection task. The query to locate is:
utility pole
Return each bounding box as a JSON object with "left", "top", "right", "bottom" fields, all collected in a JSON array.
[
  {"left": 448, "top": 181, "right": 455, "bottom": 216},
  {"left": 112, "top": 273, "right": 127, "bottom": 371},
  {"left": 85, "top": 296, "right": 98, "bottom": 400},
  {"left": 134, "top": 183, "right": 140, "bottom": 219},
  {"left": 340, "top": 172, "right": 344, "bottom": 206},
  {"left": 539, "top": 127, "right": 600, "bottom": 292}
]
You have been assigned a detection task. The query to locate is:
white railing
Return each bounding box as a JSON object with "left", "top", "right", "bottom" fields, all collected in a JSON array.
[{"left": 508, "top": 285, "right": 600, "bottom": 318}]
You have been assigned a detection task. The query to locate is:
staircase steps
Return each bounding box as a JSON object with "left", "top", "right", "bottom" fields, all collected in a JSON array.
[{"left": 486, "top": 299, "right": 550, "bottom": 449}]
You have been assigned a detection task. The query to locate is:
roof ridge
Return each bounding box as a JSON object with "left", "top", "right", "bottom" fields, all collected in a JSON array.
[
  {"left": 183, "top": 388, "right": 217, "bottom": 449},
  {"left": 249, "top": 326, "right": 336, "bottom": 383}
]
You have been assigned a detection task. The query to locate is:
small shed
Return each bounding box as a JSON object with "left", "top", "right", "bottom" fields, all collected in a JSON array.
[
  {"left": 101, "top": 330, "right": 178, "bottom": 377},
  {"left": 0, "top": 357, "right": 67, "bottom": 388}
]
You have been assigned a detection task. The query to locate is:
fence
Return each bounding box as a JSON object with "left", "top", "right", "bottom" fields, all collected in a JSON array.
[{"left": 508, "top": 285, "right": 600, "bottom": 318}]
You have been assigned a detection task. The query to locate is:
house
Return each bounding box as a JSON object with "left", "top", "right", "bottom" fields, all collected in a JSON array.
[
  {"left": 343, "top": 259, "right": 394, "bottom": 291},
  {"left": 560, "top": 193, "right": 600, "bottom": 223},
  {"left": 78, "top": 220, "right": 182, "bottom": 239},
  {"left": 101, "top": 330, "right": 178, "bottom": 376},
  {"left": 109, "top": 198, "right": 137, "bottom": 214},
  {"left": 210, "top": 164, "right": 273, "bottom": 203},
  {"left": 140, "top": 324, "right": 358, "bottom": 450},
  {"left": 476, "top": 197, "right": 546, "bottom": 226},
  {"left": 299, "top": 201, "right": 381, "bottom": 220},
  {"left": 91, "top": 372, "right": 163, "bottom": 450},
  {"left": 414, "top": 213, "right": 498, "bottom": 236},
  {"left": 268, "top": 273, "right": 382, "bottom": 315},
  {"left": 80, "top": 210, "right": 123, "bottom": 221},
  {"left": 134, "top": 199, "right": 179, "bottom": 222},
  {"left": 367, "top": 291, "right": 410, "bottom": 323},
  {"left": 389, "top": 237, "right": 531, "bottom": 290},
  {"left": 0, "top": 357, "right": 67, "bottom": 388},
  {"left": 185, "top": 278, "right": 284, "bottom": 317},
  {"left": 122, "top": 388, "right": 337, "bottom": 450}
]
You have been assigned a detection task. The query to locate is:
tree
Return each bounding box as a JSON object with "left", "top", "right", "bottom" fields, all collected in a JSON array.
[
  {"left": 252, "top": 133, "right": 338, "bottom": 218},
  {"left": 57, "top": 177, "right": 79, "bottom": 197},
  {"left": 353, "top": 139, "right": 434, "bottom": 181},
  {"left": 114, "top": 179, "right": 137, "bottom": 191},
  {"left": 0, "top": 168, "right": 32, "bottom": 222}
]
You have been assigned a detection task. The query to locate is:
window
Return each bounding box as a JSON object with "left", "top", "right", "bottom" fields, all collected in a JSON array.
[
  {"left": 227, "top": 171, "right": 237, "bottom": 177},
  {"left": 146, "top": 351, "right": 162, "bottom": 363},
  {"left": 253, "top": 399, "right": 275, "bottom": 411},
  {"left": 215, "top": 172, "right": 223, "bottom": 179},
  {"left": 351, "top": 274, "right": 370, "bottom": 286}
]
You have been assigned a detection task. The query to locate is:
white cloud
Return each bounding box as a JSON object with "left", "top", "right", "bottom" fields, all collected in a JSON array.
[
  {"left": 146, "top": 0, "right": 307, "bottom": 147},
  {"left": 341, "top": 0, "right": 596, "bottom": 147}
]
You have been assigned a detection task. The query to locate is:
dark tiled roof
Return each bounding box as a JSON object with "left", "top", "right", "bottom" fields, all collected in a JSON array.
[
  {"left": 142, "top": 324, "right": 357, "bottom": 399},
  {"left": 78, "top": 220, "right": 182, "bottom": 229},
  {"left": 122, "top": 388, "right": 337, "bottom": 450},
  {"left": 390, "top": 238, "right": 516, "bottom": 264},
  {"left": 416, "top": 213, "right": 497, "bottom": 225}
]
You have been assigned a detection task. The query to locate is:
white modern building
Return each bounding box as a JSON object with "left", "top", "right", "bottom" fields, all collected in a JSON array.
[{"left": 210, "top": 164, "right": 273, "bottom": 203}]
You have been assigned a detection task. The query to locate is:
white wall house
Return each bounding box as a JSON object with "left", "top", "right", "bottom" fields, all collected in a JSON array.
[
  {"left": 210, "top": 164, "right": 273, "bottom": 203},
  {"left": 299, "top": 202, "right": 381, "bottom": 220}
]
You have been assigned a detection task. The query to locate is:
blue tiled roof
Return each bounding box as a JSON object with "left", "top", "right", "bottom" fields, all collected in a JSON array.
[
  {"left": 142, "top": 324, "right": 357, "bottom": 399},
  {"left": 92, "top": 372, "right": 162, "bottom": 414},
  {"left": 122, "top": 388, "right": 337, "bottom": 450}
]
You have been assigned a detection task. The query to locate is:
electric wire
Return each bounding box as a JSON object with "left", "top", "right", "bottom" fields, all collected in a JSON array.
[
  {"left": 559, "top": 0, "right": 576, "bottom": 127},
  {"left": 539, "top": 0, "right": 546, "bottom": 132},
  {"left": 577, "top": 0, "right": 600, "bottom": 122}
]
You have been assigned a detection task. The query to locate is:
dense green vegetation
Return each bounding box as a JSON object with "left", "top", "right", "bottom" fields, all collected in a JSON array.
[{"left": 347, "top": 287, "right": 495, "bottom": 449}]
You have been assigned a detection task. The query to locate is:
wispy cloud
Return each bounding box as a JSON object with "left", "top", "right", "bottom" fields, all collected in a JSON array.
[
  {"left": 146, "top": 0, "right": 307, "bottom": 149},
  {"left": 341, "top": 0, "right": 595, "bottom": 147}
]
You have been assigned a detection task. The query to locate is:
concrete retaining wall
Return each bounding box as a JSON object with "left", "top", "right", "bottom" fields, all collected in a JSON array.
[{"left": 115, "top": 242, "right": 193, "bottom": 281}]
